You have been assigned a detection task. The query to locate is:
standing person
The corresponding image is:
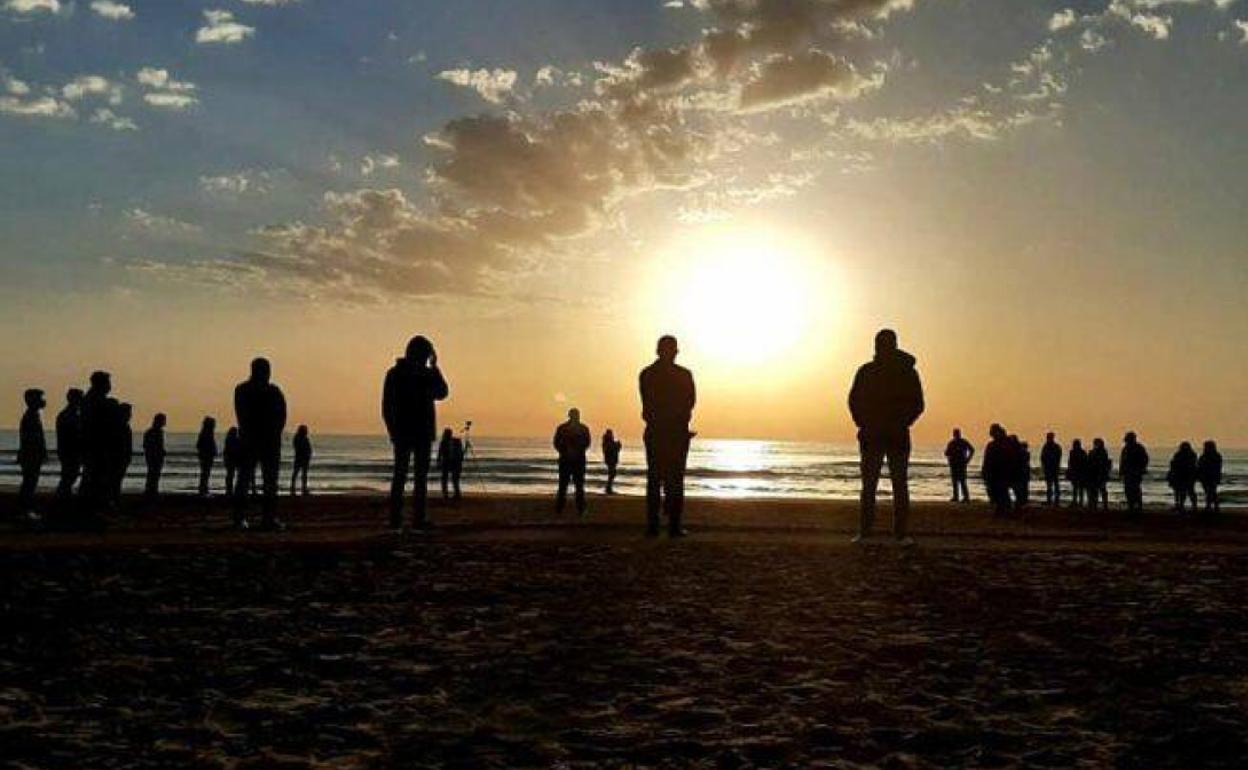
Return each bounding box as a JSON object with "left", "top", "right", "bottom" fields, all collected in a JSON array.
[
  {"left": 80, "top": 371, "right": 117, "bottom": 510},
  {"left": 291, "top": 425, "right": 312, "bottom": 496},
  {"left": 1066, "top": 439, "right": 1087, "bottom": 509},
  {"left": 553, "top": 408, "right": 592, "bottom": 517},
  {"left": 1167, "top": 442, "right": 1199, "bottom": 514},
  {"left": 1012, "top": 438, "right": 1031, "bottom": 509},
  {"left": 16, "top": 389, "right": 48, "bottom": 523},
  {"left": 55, "top": 388, "right": 84, "bottom": 500},
  {"left": 436, "top": 428, "right": 465, "bottom": 501},
  {"left": 143, "top": 413, "right": 167, "bottom": 499},
  {"left": 196, "top": 417, "right": 217, "bottom": 497},
  {"left": 112, "top": 403, "right": 134, "bottom": 507},
  {"left": 233, "top": 358, "right": 287, "bottom": 530},
  {"left": 944, "top": 428, "right": 974, "bottom": 503},
  {"left": 981, "top": 423, "right": 1015, "bottom": 517},
  {"left": 848, "top": 329, "right": 925, "bottom": 545},
  {"left": 602, "top": 428, "right": 622, "bottom": 495},
  {"left": 1086, "top": 438, "right": 1112, "bottom": 512},
  {"left": 1040, "top": 432, "right": 1063, "bottom": 506},
  {"left": 1119, "top": 432, "right": 1149, "bottom": 516},
  {"left": 640, "top": 335, "right": 697, "bottom": 538},
  {"left": 383, "top": 336, "right": 449, "bottom": 531},
  {"left": 1197, "top": 440, "right": 1222, "bottom": 516},
  {"left": 223, "top": 427, "right": 241, "bottom": 498}
]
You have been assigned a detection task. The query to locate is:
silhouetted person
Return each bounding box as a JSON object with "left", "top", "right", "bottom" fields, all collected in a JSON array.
[
  {"left": 848, "top": 329, "right": 924, "bottom": 544},
  {"left": 80, "top": 370, "right": 118, "bottom": 510},
  {"left": 112, "top": 403, "right": 134, "bottom": 506},
  {"left": 1167, "top": 441, "right": 1199, "bottom": 514},
  {"left": 196, "top": 417, "right": 217, "bottom": 497},
  {"left": 143, "top": 413, "right": 167, "bottom": 499},
  {"left": 291, "top": 425, "right": 311, "bottom": 496},
  {"left": 981, "top": 423, "right": 1015, "bottom": 517},
  {"left": 1198, "top": 440, "right": 1222, "bottom": 516},
  {"left": 223, "top": 427, "right": 241, "bottom": 498},
  {"left": 1040, "top": 432, "right": 1062, "bottom": 506},
  {"left": 55, "top": 388, "right": 84, "bottom": 500},
  {"left": 17, "top": 388, "right": 47, "bottom": 522},
  {"left": 1087, "top": 438, "right": 1111, "bottom": 512},
  {"left": 436, "top": 428, "right": 464, "bottom": 501},
  {"left": 554, "top": 408, "right": 591, "bottom": 516},
  {"left": 1119, "top": 432, "right": 1149, "bottom": 516},
  {"left": 944, "top": 428, "right": 974, "bottom": 502},
  {"left": 383, "top": 336, "right": 449, "bottom": 530},
  {"left": 1066, "top": 439, "right": 1087, "bottom": 508},
  {"left": 640, "top": 335, "right": 696, "bottom": 537},
  {"left": 1012, "top": 437, "right": 1031, "bottom": 508},
  {"left": 233, "top": 358, "right": 287, "bottom": 530},
  {"left": 602, "top": 428, "right": 622, "bottom": 495}
]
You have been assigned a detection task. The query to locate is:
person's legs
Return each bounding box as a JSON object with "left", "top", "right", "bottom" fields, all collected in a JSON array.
[
  {"left": 389, "top": 442, "right": 410, "bottom": 528},
  {"left": 958, "top": 474, "right": 970, "bottom": 503},
  {"left": 300, "top": 465, "right": 309, "bottom": 496},
  {"left": 18, "top": 463, "right": 40, "bottom": 512},
  {"left": 412, "top": 440, "right": 432, "bottom": 526},
  {"left": 145, "top": 460, "right": 162, "bottom": 497},
  {"left": 666, "top": 437, "right": 688, "bottom": 535},
  {"left": 886, "top": 440, "right": 911, "bottom": 539},
  {"left": 233, "top": 447, "right": 256, "bottom": 526},
  {"left": 574, "top": 459, "right": 587, "bottom": 515},
  {"left": 441, "top": 465, "right": 451, "bottom": 500},
  {"left": 556, "top": 460, "right": 570, "bottom": 514},
  {"left": 225, "top": 465, "right": 235, "bottom": 498},
  {"left": 57, "top": 456, "right": 79, "bottom": 499},
  {"left": 452, "top": 467, "right": 462, "bottom": 500},
  {"left": 606, "top": 463, "right": 617, "bottom": 494},
  {"left": 199, "top": 459, "right": 211, "bottom": 497},
  {"left": 260, "top": 448, "right": 280, "bottom": 525},
  {"left": 858, "top": 437, "right": 883, "bottom": 537},
  {"left": 949, "top": 468, "right": 960, "bottom": 502},
  {"left": 644, "top": 433, "right": 661, "bottom": 535}
]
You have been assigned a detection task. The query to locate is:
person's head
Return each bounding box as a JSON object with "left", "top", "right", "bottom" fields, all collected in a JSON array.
[
  {"left": 249, "top": 357, "right": 271, "bottom": 384},
  {"left": 66, "top": 387, "right": 84, "bottom": 406},
  {"left": 23, "top": 388, "right": 45, "bottom": 410},
  {"left": 568, "top": 407, "right": 581, "bottom": 423},
  {"left": 605, "top": 428, "right": 614, "bottom": 438},
  {"left": 296, "top": 424, "right": 308, "bottom": 436},
  {"left": 989, "top": 423, "right": 1005, "bottom": 440},
  {"left": 1124, "top": 431, "right": 1137, "bottom": 444},
  {"left": 202, "top": 416, "right": 216, "bottom": 430},
  {"left": 226, "top": 427, "right": 238, "bottom": 439},
  {"left": 120, "top": 403, "right": 133, "bottom": 422},
  {"left": 1093, "top": 438, "right": 1105, "bottom": 449},
  {"left": 1204, "top": 440, "right": 1218, "bottom": 453},
  {"left": 1179, "top": 440, "right": 1193, "bottom": 453},
  {"left": 153, "top": 413, "right": 167, "bottom": 429},
  {"left": 952, "top": 428, "right": 962, "bottom": 439},
  {"left": 89, "top": 370, "right": 111, "bottom": 395},
  {"left": 1072, "top": 439, "right": 1083, "bottom": 450},
  {"left": 874, "top": 328, "right": 898, "bottom": 357},
  {"left": 1046, "top": 431, "right": 1055, "bottom": 442},
  {"left": 405, "top": 335, "right": 434, "bottom": 365},
  {"left": 442, "top": 427, "right": 453, "bottom": 439},
  {"left": 656, "top": 335, "right": 678, "bottom": 362}
]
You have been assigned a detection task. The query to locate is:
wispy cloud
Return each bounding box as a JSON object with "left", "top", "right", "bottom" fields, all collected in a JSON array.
[
  {"left": 195, "top": 9, "right": 254, "bottom": 45},
  {"left": 3, "top": 0, "right": 60, "bottom": 15},
  {"left": 136, "top": 67, "right": 198, "bottom": 110},
  {"left": 89, "top": 0, "right": 132, "bottom": 20},
  {"left": 436, "top": 68, "right": 518, "bottom": 104}
]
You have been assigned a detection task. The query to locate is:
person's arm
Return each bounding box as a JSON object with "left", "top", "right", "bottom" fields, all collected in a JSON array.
[
  {"left": 907, "top": 369, "right": 926, "bottom": 426},
  {"left": 639, "top": 370, "right": 652, "bottom": 423},
  {"left": 234, "top": 385, "right": 245, "bottom": 433},
  {"left": 847, "top": 369, "right": 865, "bottom": 428},
  {"left": 381, "top": 368, "right": 397, "bottom": 438},
  {"left": 430, "top": 366, "right": 449, "bottom": 401},
  {"left": 966, "top": 444, "right": 975, "bottom": 463},
  {"left": 276, "top": 389, "right": 287, "bottom": 435}
]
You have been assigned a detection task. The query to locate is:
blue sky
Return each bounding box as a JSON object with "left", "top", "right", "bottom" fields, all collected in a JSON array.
[{"left": 2, "top": 0, "right": 1247, "bottom": 441}]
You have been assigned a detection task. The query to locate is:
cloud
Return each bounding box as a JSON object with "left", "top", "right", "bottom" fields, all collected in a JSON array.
[
  {"left": 1235, "top": 18, "right": 1248, "bottom": 43},
  {"left": 534, "top": 65, "right": 585, "bottom": 89},
  {"left": 739, "top": 49, "right": 881, "bottom": 110},
  {"left": 3, "top": 0, "right": 60, "bottom": 15},
  {"left": 90, "top": 107, "right": 137, "bottom": 131},
  {"left": 436, "top": 68, "right": 518, "bottom": 104},
  {"left": 62, "top": 75, "right": 122, "bottom": 104},
  {"left": 137, "top": 67, "right": 198, "bottom": 110},
  {"left": 238, "top": 0, "right": 297, "bottom": 4},
  {"left": 89, "top": 0, "right": 132, "bottom": 20},
  {"left": 125, "top": 208, "right": 202, "bottom": 237},
  {"left": 1049, "top": 9, "right": 1078, "bottom": 31},
  {"left": 360, "top": 153, "right": 400, "bottom": 176},
  {"left": 196, "top": 9, "right": 255, "bottom": 45},
  {"left": 5, "top": 75, "right": 30, "bottom": 95},
  {"left": 199, "top": 169, "right": 273, "bottom": 196},
  {"left": 0, "top": 94, "right": 75, "bottom": 118}
]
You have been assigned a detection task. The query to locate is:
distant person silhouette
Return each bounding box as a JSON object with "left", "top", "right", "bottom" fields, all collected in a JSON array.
[
  {"left": 554, "top": 408, "right": 592, "bottom": 517},
  {"left": 143, "top": 413, "right": 167, "bottom": 499},
  {"left": 1040, "top": 432, "right": 1062, "bottom": 506},
  {"left": 291, "top": 425, "right": 311, "bottom": 496},
  {"left": 80, "top": 371, "right": 118, "bottom": 510},
  {"left": 112, "top": 403, "right": 134, "bottom": 506},
  {"left": 436, "top": 427, "right": 464, "bottom": 501},
  {"left": 196, "top": 417, "right": 217, "bottom": 497},
  {"left": 944, "top": 428, "right": 974, "bottom": 502},
  {"left": 1167, "top": 441, "right": 1199, "bottom": 514},
  {"left": 1066, "top": 439, "right": 1087, "bottom": 508},
  {"left": 1012, "top": 437, "right": 1031, "bottom": 509},
  {"left": 981, "top": 423, "right": 1015, "bottom": 517},
  {"left": 223, "top": 427, "right": 241, "bottom": 498},
  {"left": 17, "top": 388, "right": 48, "bottom": 522},
  {"left": 1087, "top": 438, "right": 1111, "bottom": 512},
  {"left": 640, "top": 335, "right": 696, "bottom": 537},
  {"left": 383, "top": 336, "right": 449, "bottom": 530},
  {"left": 1197, "top": 440, "right": 1222, "bottom": 516},
  {"left": 233, "top": 358, "right": 288, "bottom": 530},
  {"left": 602, "top": 428, "right": 622, "bottom": 495},
  {"left": 848, "top": 329, "right": 924, "bottom": 544},
  {"left": 55, "top": 388, "right": 84, "bottom": 500},
  {"left": 1119, "top": 432, "right": 1149, "bottom": 516}
]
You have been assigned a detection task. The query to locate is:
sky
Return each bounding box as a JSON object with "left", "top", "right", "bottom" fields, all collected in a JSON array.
[{"left": 2, "top": 0, "right": 1247, "bottom": 445}]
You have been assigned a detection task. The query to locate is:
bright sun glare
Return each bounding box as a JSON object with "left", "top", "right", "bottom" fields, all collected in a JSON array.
[{"left": 652, "top": 225, "right": 836, "bottom": 366}]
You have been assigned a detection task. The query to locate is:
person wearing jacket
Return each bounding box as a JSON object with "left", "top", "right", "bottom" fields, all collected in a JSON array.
[
  {"left": 17, "top": 388, "right": 48, "bottom": 522},
  {"left": 554, "top": 408, "right": 592, "bottom": 516},
  {"left": 848, "top": 329, "right": 925, "bottom": 544},
  {"left": 80, "top": 371, "right": 118, "bottom": 511},
  {"left": 55, "top": 388, "right": 84, "bottom": 500},
  {"left": 1086, "top": 438, "right": 1112, "bottom": 512},
  {"left": 944, "top": 428, "right": 974, "bottom": 503},
  {"left": 1119, "top": 432, "right": 1149, "bottom": 516},
  {"left": 233, "top": 358, "right": 287, "bottom": 530},
  {"left": 196, "top": 417, "right": 217, "bottom": 497},
  {"left": 223, "top": 427, "right": 241, "bottom": 498},
  {"left": 602, "top": 428, "right": 622, "bottom": 495},
  {"left": 143, "top": 413, "right": 167, "bottom": 499},
  {"left": 1040, "top": 433, "right": 1062, "bottom": 506},
  {"left": 1197, "top": 440, "right": 1223, "bottom": 516},
  {"left": 112, "top": 403, "right": 134, "bottom": 507},
  {"left": 291, "top": 425, "right": 312, "bottom": 496},
  {"left": 639, "top": 335, "right": 697, "bottom": 537},
  {"left": 383, "top": 335, "right": 449, "bottom": 530},
  {"left": 1066, "top": 439, "right": 1087, "bottom": 509},
  {"left": 1167, "top": 441, "right": 1199, "bottom": 514},
  {"left": 981, "top": 423, "right": 1016, "bottom": 517}
]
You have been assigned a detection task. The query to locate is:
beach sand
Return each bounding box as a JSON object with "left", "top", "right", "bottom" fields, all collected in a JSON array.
[{"left": 3, "top": 493, "right": 1248, "bottom": 768}]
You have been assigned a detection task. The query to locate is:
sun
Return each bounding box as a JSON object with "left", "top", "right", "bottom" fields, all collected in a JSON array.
[{"left": 647, "top": 224, "right": 838, "bottom": 367}]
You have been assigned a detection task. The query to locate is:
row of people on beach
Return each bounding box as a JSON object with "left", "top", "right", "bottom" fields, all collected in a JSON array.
[{"left": 946, "top": 428, "right": 1224, "bottom": 516}]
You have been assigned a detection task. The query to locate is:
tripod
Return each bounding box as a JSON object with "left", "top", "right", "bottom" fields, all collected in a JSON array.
[{"left": 461, "top": 421, "right": 488, "bottom": 495}]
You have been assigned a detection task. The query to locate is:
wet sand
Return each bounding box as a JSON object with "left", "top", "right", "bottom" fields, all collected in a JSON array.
[{"left": 3, "top": 494, "right": 1248, "bottom": 768}]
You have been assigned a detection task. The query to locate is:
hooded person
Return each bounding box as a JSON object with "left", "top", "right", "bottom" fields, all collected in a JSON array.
[
  {"left": 848, "top": 329, "right": 925, "bottom": 544},
  {"left": 233, "top": 358, "right": 288, "bottom": 530},
  {"left": 383, "top": 335, "right": 449, "bottom": 530}
]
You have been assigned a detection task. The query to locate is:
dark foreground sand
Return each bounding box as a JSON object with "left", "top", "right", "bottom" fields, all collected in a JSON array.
[{"left": 3, "top": 494, "right": 1248, "bottom": 768}]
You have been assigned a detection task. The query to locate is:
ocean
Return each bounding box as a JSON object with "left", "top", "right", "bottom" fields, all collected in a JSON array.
[{"left": 1, "top": 431, "right": 1244, "bottom": 506}]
